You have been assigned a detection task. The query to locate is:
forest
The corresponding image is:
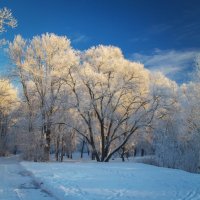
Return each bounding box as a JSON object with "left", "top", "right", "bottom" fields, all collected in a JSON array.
[
  {"left": 0, "top": 5, "right": 200, "bottom": 174},
  {"left": 0, "top": 33, "right": 198, "bottom": 173}
]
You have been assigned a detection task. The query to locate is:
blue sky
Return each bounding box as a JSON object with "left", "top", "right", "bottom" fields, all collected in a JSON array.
[{"left": 1, "top": 0, "right": 200, "bottom": 83}]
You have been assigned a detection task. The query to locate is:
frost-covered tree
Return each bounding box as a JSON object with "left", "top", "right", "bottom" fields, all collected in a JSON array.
[
  {"left": 0, "top": 6, "right": 18, "bottom": 156},
  {"left": 150, "top": 73, "right": 179, "bottom": 166},
  {"left": 9, "top": 32, "right": 200, "bottom": 168},
  {"left": 0, "top": 7, "right": 17, "bottom": 47},
  {"left": 9, "top": 33, "right": 78, "bottom": 161},
  {"left": 0, "top": 79, "right": 18, "bottom": 155},
  {"left": 0, "top": 7, "right": 17, "bottom": 32},
  {"left": 153, "top": 70, "right": 200, "bottom": 173},
  {"left": 180, "top": 83, "right": 200, "bottom": 172},
  {"left": 177, "top": 65, "right": 200, "bottom": 172},
  {"left": 65, "top": 45, "right": 159, "bottom": 162}
]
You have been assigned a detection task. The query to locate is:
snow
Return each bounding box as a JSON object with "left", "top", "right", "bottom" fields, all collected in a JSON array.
[
  {"left": 0, "top": 156, "right": 55, "bottom": 200},
  {"left": 21, "top": 160, "right": 200, "bottom": 200},
  {"left": 1, "top": 155, "right": 200, "bottom": 200}
]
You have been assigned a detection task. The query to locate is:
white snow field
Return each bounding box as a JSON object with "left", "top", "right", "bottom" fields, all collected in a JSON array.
[
  {"left": 0, "top": 156, "right": 56, "bottom": 200},
  {"left": 21, "top": 160, "right": 200, "bottom": 200}
]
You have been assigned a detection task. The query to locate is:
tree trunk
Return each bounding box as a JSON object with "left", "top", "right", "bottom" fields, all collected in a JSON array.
[
  {"left": 90, "top": 149, "right": 100, "bottom": 161},
  {"left": 43, "top": 128, "right": 51, "bottom": 161},
  {"left": 80, "top": 139, "right": 85, "bottom": 158},
  {"left": 121, "top": 146, "right": 125, "bottom": 162},
  {"left": 60, "top": 137, "right": 64, "bottom": 162},
  {"left": 55, "top": 136, "right": 59, "bottom": 161}
]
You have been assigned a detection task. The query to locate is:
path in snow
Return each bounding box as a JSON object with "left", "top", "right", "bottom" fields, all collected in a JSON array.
[{"left": 0, "top": 156, "right": 56, "bottom": 200}]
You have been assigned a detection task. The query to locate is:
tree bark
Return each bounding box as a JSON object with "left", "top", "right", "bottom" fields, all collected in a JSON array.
[{"left": 43, "top": 128, "right": 51, "bottom": 161}]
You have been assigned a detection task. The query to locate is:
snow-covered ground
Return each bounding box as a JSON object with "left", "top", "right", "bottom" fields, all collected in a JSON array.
[
  {"left": 0, "top": 156, "right": 56, "bottom": 200},
  {"left": 1, "top": 155, "right": 200, "bottom": 200},
  {"left": 21, "top": 160, "right": 200, "bottom": 200}
]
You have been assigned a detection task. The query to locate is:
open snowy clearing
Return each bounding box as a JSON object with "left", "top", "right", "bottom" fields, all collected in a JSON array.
[
  {"left": 1, "top": 156, "right": 200, "bottom": 200},
  {"left": 21, "top": 159, "right": 200, "bottom": 200}
]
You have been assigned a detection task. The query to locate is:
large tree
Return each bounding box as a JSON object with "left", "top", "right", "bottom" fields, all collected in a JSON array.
[
  {"left": 65, "top": 45, "right": 159, "bottom": 162},
  {"left": 9, "top": 33, "right": 78, "bottom": 161}
]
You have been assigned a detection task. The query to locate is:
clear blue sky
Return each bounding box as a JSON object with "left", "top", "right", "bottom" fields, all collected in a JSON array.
[{"left": 1, "top": 0, "right": 200, "bottom": 83}]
